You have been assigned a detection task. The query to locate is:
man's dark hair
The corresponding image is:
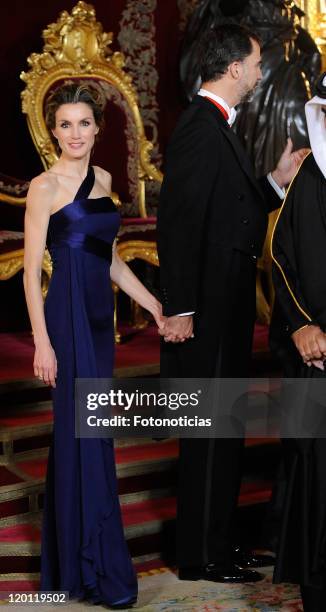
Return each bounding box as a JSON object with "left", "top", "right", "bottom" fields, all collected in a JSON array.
[{"left": 198, "top": 24, "right": 261, "bottom": 83}]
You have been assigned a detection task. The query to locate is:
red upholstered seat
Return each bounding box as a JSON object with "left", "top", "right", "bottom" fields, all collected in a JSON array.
[
  {"left": 0, "top": 172, "right": 29, "bottom": 201},
  {"left": 118, "top": 217, "right": 157, "bottom": 243}
]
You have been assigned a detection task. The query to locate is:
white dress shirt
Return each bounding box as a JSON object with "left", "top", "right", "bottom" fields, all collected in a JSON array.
[{"left": 198, "top": 88, "right": 237, "bottom": 126}]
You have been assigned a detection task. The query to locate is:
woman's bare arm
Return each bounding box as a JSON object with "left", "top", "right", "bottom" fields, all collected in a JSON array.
[
  {"left": 110, "top": 245, "right": 165, "bottom": 331},
  {"left": 97, "top": 167, "right": 165, "bottom": 330},
  {"left": 23, "top": 175, "right": 58, "bottom": 386}
]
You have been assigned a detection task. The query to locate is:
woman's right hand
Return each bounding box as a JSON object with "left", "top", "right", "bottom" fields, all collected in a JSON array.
[
  {"left": 150, "top": 299, "right": 167, "bottom": 333},
  {"left": 34, "top": 341, "right": 57, "bottom": 387}
]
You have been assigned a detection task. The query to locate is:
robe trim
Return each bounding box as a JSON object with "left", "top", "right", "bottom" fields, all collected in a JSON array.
[{"left": 270, "top": 150, "right": 313, "bottom": 322}]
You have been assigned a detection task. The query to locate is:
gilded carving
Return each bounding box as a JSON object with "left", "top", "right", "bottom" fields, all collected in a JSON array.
[
  {"left": 0, "top": 251, "right": 24, "bottom": 280},
  {"left": 0, "top": 249, "right": 52, "bottom": 287},
  {"left": 117, "top": 240, "right": 158, "bottom": 266},
  {"left": 305, "top": 0, "right": 326, "bottom": 65},
  {"left": 42, "top": 250, "right": 53, "bottom": 280},
  {"left": 0, "top": 195, "right": 25, "bottom": 207}
]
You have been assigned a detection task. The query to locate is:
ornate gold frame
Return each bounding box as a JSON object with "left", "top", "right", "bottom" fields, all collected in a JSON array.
[
  {"left": 0, "top": 194, "right": 26, "bottom": 206},
  {"left": 0, "top": 248, "right": 52, "bottom": 300},
  {"left": 301, "top": 1, "right": 326, "bottom": 66},
  {"left": 113, "top": 240, "right": 159, "bottom": 342},
  {"left": 116, "top": 240, "right": 158, "bottom": 267},
  {"left": 20, "top": 1, "right": 162, "bottom": 218}
]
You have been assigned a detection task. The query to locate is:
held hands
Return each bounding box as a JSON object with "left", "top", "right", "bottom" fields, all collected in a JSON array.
[
  {"left": 150, "top": 298, "right": 194, "bottom": 343},
  {"left": 271, "top": 138, "right": 310, "bottom": 189},
  {"left": 34, "top": 341, "right": 57, "bottom": 387},
  {"left": 292, "top": 325, "right": 326, "bottom": 371},
  {"left": 158, "top": 315, "right": 194, "bottom": 343}
]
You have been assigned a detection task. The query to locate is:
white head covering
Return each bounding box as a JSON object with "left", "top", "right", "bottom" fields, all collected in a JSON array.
[{"left": 305, "top": 73, "right": 326, "bottom": 179}]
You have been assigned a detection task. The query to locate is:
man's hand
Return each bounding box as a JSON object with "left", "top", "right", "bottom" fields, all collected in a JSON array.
[
  {"left": 292, "top": 324, "right": 326, "bottom": 364},
  {"left": 271, "top": 138, "right": 310, "bottom": 188},
  {"left": 159, "top": 315, "right": 194, "bottom": 343},
  {"left": 306, "top": 359, "right": 325, "bottom": 371}
]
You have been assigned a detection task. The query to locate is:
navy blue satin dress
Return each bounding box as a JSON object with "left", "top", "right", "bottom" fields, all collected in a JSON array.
[{"left": 40, "top": 167, "right": 137, "bottom": 605}]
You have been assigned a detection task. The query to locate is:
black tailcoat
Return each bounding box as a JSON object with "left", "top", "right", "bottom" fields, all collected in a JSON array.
[{"left": 157, "top": 95, "right": 280, "bottom": 567}]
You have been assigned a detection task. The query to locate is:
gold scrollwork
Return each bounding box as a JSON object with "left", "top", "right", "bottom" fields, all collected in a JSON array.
[
  {"left": 0, "top": 248, "right": 52, "bottom": 301},
  {"left": 42, "top": 250, "right": 53, "bottom": 279},
  {"left": 0, "top": 250, "right": 24, "bottom": 280},
  {"left": 303, "top": 1, "right": 326, "bottom": 66},
  {"left": 0, "top": 193, "right": 26, "bottom": 207},
  {"left": 114, "top": 240, "right": 158, "bottom": 343},
  {"left": 139, "top": 141, "right": 163, "bottom": 183},
  {"left": 117, "top": 240, "right": 158, "bottom": 266}
]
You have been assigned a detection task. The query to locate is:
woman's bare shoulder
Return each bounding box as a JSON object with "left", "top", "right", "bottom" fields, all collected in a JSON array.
[
  {"left": 29, "top": 171, "right": 60, "bottom": 192},
  {"left": 93, "top": 165, "right": 112, "bottom": 189},
  {"left": 93, "top": 165, "right": 111, "bottom": 178},
  {"left": 27, "top": 172, "right": 59, "bottom": 211}
]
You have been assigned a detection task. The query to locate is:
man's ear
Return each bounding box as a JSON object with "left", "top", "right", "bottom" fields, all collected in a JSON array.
[{"left": 229, "top": 61, "right": 241, "bottom": 80}]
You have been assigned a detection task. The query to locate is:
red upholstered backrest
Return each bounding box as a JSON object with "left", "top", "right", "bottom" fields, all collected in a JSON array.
[{"left": 0, "top": 231, "right": 24, "bottom": 255}]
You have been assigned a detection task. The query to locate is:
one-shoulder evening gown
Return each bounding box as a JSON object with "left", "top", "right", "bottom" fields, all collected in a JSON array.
[{"left": 40, "top": 167, "right": 137, "bottom": 606}]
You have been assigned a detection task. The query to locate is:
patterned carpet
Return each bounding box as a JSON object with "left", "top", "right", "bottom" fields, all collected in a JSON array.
[
  {"left": 135, "top": 567, "right": 303, "bottom": 611},
  {"left": 0, "top": 566, "right": 303, "bottom": 611}
]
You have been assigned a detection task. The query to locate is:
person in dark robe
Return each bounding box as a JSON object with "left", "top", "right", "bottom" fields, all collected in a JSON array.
[
  {"left": 157, "top": 23, "right": 308, "bottom": 584},
  {"left": 271, "top": 72, "right": 326, "bottom": 611},
  {"left": 180, "top": 0, "right": 320, "bottom": 176}
]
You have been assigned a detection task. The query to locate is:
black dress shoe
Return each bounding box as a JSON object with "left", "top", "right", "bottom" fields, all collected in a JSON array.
[
  {"left": 178, "top": 562, "right": 264, "bottom": 583},
  {"left": 232, "top": 545, "right": 275, "bottom": 568}
]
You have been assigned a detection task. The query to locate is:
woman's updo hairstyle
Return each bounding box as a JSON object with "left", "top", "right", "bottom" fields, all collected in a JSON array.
[{"left": 45, "top": 81, "right": 106, "bottom": 154}]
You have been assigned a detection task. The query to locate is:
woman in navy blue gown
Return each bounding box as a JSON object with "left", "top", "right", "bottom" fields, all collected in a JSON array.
[{"left": 23, "top": 83, "right": 164, "bottom": 607}]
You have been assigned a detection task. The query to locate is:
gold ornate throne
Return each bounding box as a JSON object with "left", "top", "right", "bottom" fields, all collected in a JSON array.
[{"left": 20, "top": 1, "right": 162, "bottom": 340}]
